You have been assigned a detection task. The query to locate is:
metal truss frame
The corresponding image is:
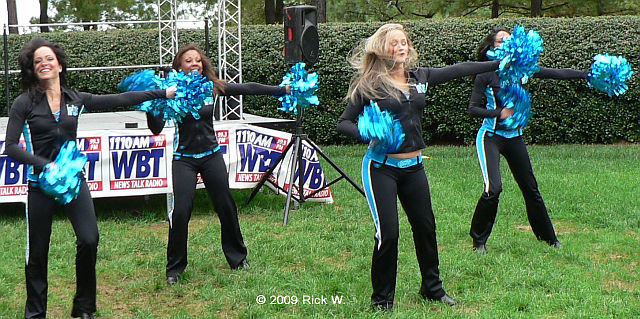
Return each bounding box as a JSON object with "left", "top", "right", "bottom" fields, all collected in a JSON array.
[
  {"left": 216, "top": 0, "right": 243, "bottom": 120},
  {"left": 157, "top": 0, "right": 178, "bottom": 67}
]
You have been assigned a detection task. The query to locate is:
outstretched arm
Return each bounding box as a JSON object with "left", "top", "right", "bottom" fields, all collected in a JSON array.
[
  {"left": 534, "top": 67, "right": 589, "bottom": 80},
  {"left": 427, "top": 60, "right": 500, "bottom": 86},
  {"left": 221, "top": 82, "right": 287, "bottom": 96},
  {"left": 81, "top": 89, "right": 171, "bottom": 111}
]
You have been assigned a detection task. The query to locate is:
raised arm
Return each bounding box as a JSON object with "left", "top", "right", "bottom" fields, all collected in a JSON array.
[
  {"left": 533, "top": 67, "right": 589, "bottom": 80},
  {"left": 221, "top": 82, "right": 287, "bottom": 96},
  {"left": 427, "top": 60, "right": 500, "bottom": 86}
]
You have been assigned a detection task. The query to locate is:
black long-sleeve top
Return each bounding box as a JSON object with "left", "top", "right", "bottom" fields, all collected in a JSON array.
[
  {"left": 468, "top": 67, "right": 588, "bottom": 136},
  {"left": 147, "top": 82, "right": 287, "bottom": 157},
  {"left": 4, "top": 88, "right": 167, "bottom": 180},
  {"left": 337, "top": 60, "right": 500, "bottom": 154}
]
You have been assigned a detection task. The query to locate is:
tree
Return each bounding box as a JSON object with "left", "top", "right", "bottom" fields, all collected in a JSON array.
[
  {"left": 312, "top": 0, "right": 326, "bottom": 23},
  {"left": 491, "top": 0, "right": 500, "bottom": 18},
  {"left": 265, "top": 0, "right": 275, "bottom": 24},
  {"left": 39, "top": 0, "right": 50, "bottom": 32},
  {"left": 264, "top": 0, "right": 284, "bottom": 24},
  {"left": 328, "top": 0, "right": 437, "bottom": 22},
  {"left": 6, "top": 0, "right": 18, "bottom": 34},
  {"left": 545, "top": 0, "right": 640, "bottom": 16},
  {"left": 50, "top": 0, "right": 157, "bottom": 30},
  {"left": 531, "top": 0, "right": 543, "bottom": 16}
]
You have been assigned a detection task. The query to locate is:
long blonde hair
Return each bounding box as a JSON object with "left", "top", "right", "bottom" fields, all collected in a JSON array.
[{"left": 346, "top": 24, "right": 418, "bottom": 104}]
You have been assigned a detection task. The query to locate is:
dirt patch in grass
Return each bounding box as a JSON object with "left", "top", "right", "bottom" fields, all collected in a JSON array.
[{"left": 602, "top": 274, "right": 638, "bottom": 292}]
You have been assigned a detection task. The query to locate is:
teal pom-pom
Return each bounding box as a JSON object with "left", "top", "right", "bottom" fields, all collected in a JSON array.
[
  {"left": 277, "top": 62, "right": 319, "bottom": 114},
  {"left": 358, "top": 101, "right": 405, "bottom": 154},
  {"left": 38, "top": 141, "right": 88, "bottom": 205},
  {"left": 587, "top": 53, "right": 634, "bottom": 97},
  {"left": 487, "top": 25, "right": 543, "bottom": 87}
]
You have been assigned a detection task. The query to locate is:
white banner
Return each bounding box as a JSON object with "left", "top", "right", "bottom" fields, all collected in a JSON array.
[{"left": 0, "top": 123, "right": 333, "bottom": 204}]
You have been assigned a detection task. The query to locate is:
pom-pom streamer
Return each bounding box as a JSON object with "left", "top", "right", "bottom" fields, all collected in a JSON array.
[
  {"left": 487, "top": 25, "right": 543, "bottom": 87},
  {"left": 498, "top": 84, "right": 532, "bottom": 130},
  {"left": 358, "top": 101, "right": 405, "bottom": 154},
  {"left": 119, "top": 70, "right": 214, "bottom": 122},
  {"left": 277, "top": 62, "right": 319, "bottom": 114},
  {"left": 587, "top": 53, "right": 634, "bottom": 97},
  {"left": 38, "top": 141, "right": 88, "bottom": 205}
]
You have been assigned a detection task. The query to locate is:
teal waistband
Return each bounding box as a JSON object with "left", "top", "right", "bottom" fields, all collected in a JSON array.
[
  {"left": 366, "top": 150, "right": 422, "bottom": 168},
  {"left": 174, "top": 145, "right": 221, "bottom": 159}
]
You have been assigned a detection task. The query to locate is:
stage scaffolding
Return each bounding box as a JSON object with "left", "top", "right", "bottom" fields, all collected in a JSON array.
[
  {"left": 216, "top": 0, "right": 243, "bottom": 120},
  {"left": 2, "top": 0, "right": 245, "bottom": 119}
]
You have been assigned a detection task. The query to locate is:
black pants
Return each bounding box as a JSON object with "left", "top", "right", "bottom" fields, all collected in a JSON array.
[
  {"left": 361, "top": 154, "right": 445, "bottom": 308},
  {"left": 166, "top": 151, "right": 247, "bottom": 277},
  {"left": 25, "top": 180, "right": 99, "bottom": 318},
  {"left": 470, "top": 130, "right": 558, "bottom": 245}
]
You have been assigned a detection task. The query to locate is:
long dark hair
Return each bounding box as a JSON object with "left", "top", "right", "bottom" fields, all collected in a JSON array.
[
  {"left": 172, "top": 44, "right": 226, "bottom": 94},
  {"left": 18, "top": 37, "right": 68, "bottom": 98},
  {"left": 476, "top": 27, "right": 511, "bottom": 61}
]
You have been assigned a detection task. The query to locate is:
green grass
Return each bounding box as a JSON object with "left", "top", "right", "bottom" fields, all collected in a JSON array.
[{"left": 1, "top": 144, "right": 639, "bottom": 318}]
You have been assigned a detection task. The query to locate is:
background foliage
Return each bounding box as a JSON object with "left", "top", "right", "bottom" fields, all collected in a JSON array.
[{"left": 1, "top": 16, "right": 639, "bottom": 145}]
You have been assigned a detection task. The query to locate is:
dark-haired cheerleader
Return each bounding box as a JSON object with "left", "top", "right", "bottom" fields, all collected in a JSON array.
[
  {"left": 145, "top": 44, "right": 290, "bottom": 285},
  {"left": 5, "top": 37, "right": 175, "bottom": 319},
  {"left": 468, "top": 28, "right": 588, "bottom": 253}
]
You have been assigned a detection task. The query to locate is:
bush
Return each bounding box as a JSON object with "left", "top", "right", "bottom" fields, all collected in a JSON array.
[{"left": 1, "top": 17, "right": 639, "bottom": 144}]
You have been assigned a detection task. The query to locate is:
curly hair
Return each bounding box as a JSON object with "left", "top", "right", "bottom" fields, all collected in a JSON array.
[
  {"left": 18, "top": 37, "right": 67, "bottom": 98},
  {"left": 172, "top": 44, "right": 226, "bottom": 94}
]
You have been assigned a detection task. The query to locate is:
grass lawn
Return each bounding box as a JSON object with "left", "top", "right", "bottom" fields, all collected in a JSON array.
[{"left": 1, "top": 144, "right": 639, "bottom": 318}]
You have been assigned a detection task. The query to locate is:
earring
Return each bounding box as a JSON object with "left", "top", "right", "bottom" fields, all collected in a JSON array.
[{"left": 59, "top": 69, "right": 62, "bottom": 73}]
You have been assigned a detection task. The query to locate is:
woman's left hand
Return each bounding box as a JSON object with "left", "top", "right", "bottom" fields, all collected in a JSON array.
[{"left": 285, "top": 84, "right": 291, "bottom": 94}]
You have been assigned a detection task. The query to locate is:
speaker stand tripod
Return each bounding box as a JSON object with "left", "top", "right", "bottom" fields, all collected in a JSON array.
[{"left": 245, "top": 104, "right": 364, "bottom": 225}]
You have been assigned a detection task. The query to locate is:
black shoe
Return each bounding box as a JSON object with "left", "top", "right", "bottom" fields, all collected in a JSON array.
[
  {"left": 80, "top": 314, "right": 95, "bottom": 319},
  {"left": 438, "top": 294, "right": 457, "bottom": 306},
  {"left": 371, "top": 302, "right": 393, "bottom": 311},
  {"left": 233, "top": 259, "right": 249, "bottom": 270},
  {"left": 551, "top": 241, "right": 562, "bottom": 248},
  {"left": 473, "top": 242, "right": 487, "bottom": 254},
  {"left": 166, "top": 275, "right": 178, "bottom": 285},
  {"left": 420, "top": 288, "right": 458, "bottom": 306}
]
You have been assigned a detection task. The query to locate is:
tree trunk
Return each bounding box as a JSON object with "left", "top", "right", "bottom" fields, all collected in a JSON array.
[
  {"left": 39, "top": 0, "right": 50, "bottom": 32},
  {"left": 275, "top": 0, "right": 283, "bottom": 24},
  {"left": 7, "top": 0, "right": 18, "bottom": 34},
  {"left": 531, "top": 0, "right": 542, "bottom": 17},
  {"left": 265, "top": 0, "right": 276, "bottom": 24},
  {"left": 491, "top": 0, "right": 500, "bottom": 18},
  {"left": 312, "top": 0, "right": 327, "bottom": 23}
]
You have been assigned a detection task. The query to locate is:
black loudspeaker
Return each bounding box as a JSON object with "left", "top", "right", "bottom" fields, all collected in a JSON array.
[{"left": 283, "top": 5, "right": 319, "bottom": 64}]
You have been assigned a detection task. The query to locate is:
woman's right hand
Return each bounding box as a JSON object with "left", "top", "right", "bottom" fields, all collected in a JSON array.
[
  {"left": 500, "top": 107, "right": 514, "bottom": 119},
  {"left": 166, "top": 86, "right": 177, "bottom": 99}
]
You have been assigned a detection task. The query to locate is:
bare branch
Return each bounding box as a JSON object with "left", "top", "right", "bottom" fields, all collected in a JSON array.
[
  {"left": 390, "top": 0, "right": 404, "bottom": 15},
  {"left": 411, "top": 11, "right": 435, "bottom": 18},
  {"left": 542, "top": 2, "right": 569, "bottom": 11},
  {"left": 462, "top": 1, "right": 492, "bottom": 17}
]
